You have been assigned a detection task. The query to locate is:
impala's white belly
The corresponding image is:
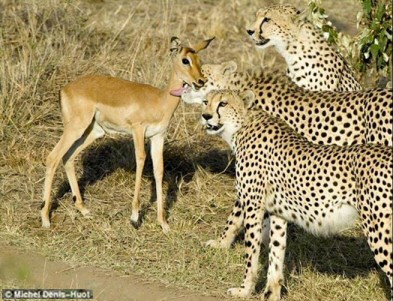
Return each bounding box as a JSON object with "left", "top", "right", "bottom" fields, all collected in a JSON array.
[
  {"left": 145, "top": 123, "right": 167, "bottom": 138},
  {"left": 94, "top": 110, "right": 167, "bottom": 138},
  {"left": 94, "top": 110, "right": 133, "bottom": 135}
]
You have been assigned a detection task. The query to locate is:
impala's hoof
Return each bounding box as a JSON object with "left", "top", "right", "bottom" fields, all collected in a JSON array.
[
  {"left": 130, "top": 212, "right": 141, "bottom": 229},
  {"left": 161, "top": 223, "right": 170, "bottom": 234},
  {"left": 41, "top": 210, "right": 51, "bottom": 228},
  {"left": 81, "top": 208, "right": 92, "bottom": 218},
  {"left": 42, "top": 219, "right": 51, "bottom": 228}
]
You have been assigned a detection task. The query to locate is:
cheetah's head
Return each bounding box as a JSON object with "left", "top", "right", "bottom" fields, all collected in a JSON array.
[
  {"left": 181, "top": 61, "right": 238, "bottom": 104},
  {"left": 201, "top": 89, "right": 254, "bottom": 146},
  {"left": 246, "top": 5, "right": 301, "bottom": 52}
]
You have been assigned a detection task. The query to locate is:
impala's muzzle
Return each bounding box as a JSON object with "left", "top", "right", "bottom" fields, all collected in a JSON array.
[{"left": 192, "top": 78, "right": 205, "bottom": 90}]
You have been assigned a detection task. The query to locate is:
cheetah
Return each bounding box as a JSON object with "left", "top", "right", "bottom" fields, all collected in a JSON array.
[
  {"left": 201, "top": 89, "right": 392, "bottom": 300},
  {"left": 182, "top": 61, "right": 392, "bottom": 147},
  {"left": 246, "top": 4, "right": 362, "bottom": 91}
]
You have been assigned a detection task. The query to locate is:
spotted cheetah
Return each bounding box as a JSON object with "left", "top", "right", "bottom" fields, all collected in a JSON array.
[
  {"left": 201, "top": 89, "right": 392, "bottom": 300},
  {"left": 182, "top": 61, "right": 392, "bottom": 147},
  {"left": 246, "top": 4, "right": 362, "bottom": 91}
]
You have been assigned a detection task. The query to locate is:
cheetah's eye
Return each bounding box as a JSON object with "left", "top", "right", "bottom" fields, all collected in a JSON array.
[
  {"left": 218, "top": 101, "right": 227, "bottom": 107},
  {"left": 182, "top": 58, "right": 190, "bottom": 65},
  {"left": 202, "top": 100, "right": 208, "bottom": 105}
]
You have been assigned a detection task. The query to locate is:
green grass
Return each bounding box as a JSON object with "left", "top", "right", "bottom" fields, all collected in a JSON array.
[{"left": 0, "top": 0, "right": 390, "bottom": 300}]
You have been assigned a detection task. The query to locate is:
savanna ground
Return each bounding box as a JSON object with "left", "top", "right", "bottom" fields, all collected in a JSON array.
[{"left": 0, "top": 0, "right": 391, "bottom": 300}]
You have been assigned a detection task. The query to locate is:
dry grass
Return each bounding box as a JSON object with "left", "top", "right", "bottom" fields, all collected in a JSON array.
[{"left": 0, "top": 0, "right": 390, "bottom": 300}]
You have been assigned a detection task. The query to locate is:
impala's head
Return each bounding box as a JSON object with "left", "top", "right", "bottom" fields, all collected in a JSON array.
[
  {"left": 246, "top": 5, "right": 301, "bottom": 51},
  {"left": 182, "top": 61, "right": 238, "bottom": 104},
  {"left": 169, "top": 36, "right": 215, "bottom": 97},
  {"left": 201, "top": 89, "right": 254, "bottom": 145}
]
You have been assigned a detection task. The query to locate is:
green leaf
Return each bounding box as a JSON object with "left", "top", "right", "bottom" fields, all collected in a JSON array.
[
  {"left": 376, "top": 4, "right": 385, "bottom": 20},
  {"left": 378, "top": 32, "right": 387, "bottom": 51},
  {"left": 362, "top": 0, "right": 372, "bottom": 18},
  {"left": 377, "top": 54, "right": 386, "bottom": 70},
  {"left": 370, "top": 44, "right": 380, "bottom": 58},
  {"left": 321, "top": 24, "right": 331, "bottom": 32}
]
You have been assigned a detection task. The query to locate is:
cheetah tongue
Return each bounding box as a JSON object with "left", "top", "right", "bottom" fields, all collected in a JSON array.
[{"left": 170, "top": 83, "right": 189, "bottom": 97}]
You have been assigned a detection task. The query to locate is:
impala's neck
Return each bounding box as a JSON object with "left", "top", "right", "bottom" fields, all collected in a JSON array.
[{"left": 160, "top": 68, "right": 183, "bottom": 116}]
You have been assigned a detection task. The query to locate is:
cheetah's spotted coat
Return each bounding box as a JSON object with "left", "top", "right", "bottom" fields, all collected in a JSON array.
[
  {"left": 202, "top": 90, "right": 392, "bottom": 300},
  {"left": 246, "top": 4, "right": 362, "bottom": 91},
  {"left": 182, "top": 61, "right": 392, "bottom": 147}
]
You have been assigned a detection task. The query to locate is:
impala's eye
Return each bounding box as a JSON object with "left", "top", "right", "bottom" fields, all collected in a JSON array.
[
  {"left": 182, "top": 58, "right": 190, "bottom": 65},
  {"left": 219, "top": 101, "right": 227, "bottom": 107}
]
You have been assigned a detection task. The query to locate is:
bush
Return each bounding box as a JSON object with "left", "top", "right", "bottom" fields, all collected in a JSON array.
[{"left": 306, "top": 0, "right": 392, "bottom": 86}]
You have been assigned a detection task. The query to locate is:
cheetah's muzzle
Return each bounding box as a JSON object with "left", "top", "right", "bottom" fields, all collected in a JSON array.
[
  {"left": 206, "top": 123, "right": 223, "bottom": 132},
  {"left": 256, "top": 37, "right": 270, "bottom": 46}
]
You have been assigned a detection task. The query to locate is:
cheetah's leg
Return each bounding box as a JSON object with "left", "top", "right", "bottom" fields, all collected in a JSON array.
[
  {"left": 206, "top": 199, "right": 244, "bottom": 249},
  {"left": 227, "top": 199, "right": 264, "bottom": 298},
  {"left": 261, "top": 211, "right": 271, "bottom": 247},
  {"left": 263, "top": 215, "right": 288, "bottom": 301},
  {"left": 357, "top": 166, "right": 393, "bottom": 288},
  {"left": 361, "top": 210, "right": 392, "bottom": 287}
]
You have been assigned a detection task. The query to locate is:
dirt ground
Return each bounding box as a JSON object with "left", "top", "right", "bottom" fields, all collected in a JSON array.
[{"left": 0, "top": 245, "right": 229, "bottom": 301}]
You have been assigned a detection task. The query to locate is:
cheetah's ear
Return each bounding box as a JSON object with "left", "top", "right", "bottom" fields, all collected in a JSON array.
[
  {"left": 239, "top": 90, "right": 255, "bottom": 109},
  {"left": 291, "top": 9, "right": 307, "bottom": 23},
  {"left": 170, "top": 37, "right": 182, "bottom": 56},
  {"left": 222, "top": 60, "right": 237, "bottom": 75}
]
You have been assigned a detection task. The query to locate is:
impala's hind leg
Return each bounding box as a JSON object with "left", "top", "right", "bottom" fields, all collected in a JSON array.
[
  {"left": 150, "top": 133, "right": 169, "bottom": 233},
  {"left": 130, "top": 127, "right": 147, "bottom": 228},
  {"left": 41, "top": 90, "right": 96, "bottom": 228},
  {"left": 63, "top": 121, "right": 105, "bottom": 218},
  {"left": 42, "top": 121, "right": 93, "bottom": 228}
]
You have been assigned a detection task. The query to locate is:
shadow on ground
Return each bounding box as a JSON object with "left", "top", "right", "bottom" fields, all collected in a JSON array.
[
  {"left": 254, "top": 224, "right": 391, "bottom": 299},
  {"left": 49, "top": 137, "right": 390, "bottom": 299},
  {"left": 51, "top": 137, "right": 234, "bottom": 222}
]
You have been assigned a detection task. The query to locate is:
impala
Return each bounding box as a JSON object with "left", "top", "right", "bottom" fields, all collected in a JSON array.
[{"left": 41, "top": 36, "right": 214, "bottom": 232}]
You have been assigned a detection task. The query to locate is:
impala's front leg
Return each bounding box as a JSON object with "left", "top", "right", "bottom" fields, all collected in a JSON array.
[
  {"left": 228, "top": 197, "right": 265, "bottom": 298},
  {"left": 206, "top": 199, "right": 244, "bottom": 248},
  {"left": 130, "top": 127, "right": 146, "bottom": 228},
  {"left": 263, "top": 215, "right": 287, "bottom": 301},
  {"left": 150, "top": 133, "right": 170, "bottom": 233}
]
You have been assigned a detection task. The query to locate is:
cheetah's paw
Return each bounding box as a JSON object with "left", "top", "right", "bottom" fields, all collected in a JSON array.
[
  {"left": 205, "top": 239, "right": 231, "bottom": 249},
  {"left": 227, "top": 287, "right": 251, "bottom": 298}
]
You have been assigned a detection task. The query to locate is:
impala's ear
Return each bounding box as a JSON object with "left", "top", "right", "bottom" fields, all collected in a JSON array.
[
  {"left": 170, "top": 36, "right": 182, "bottom": 56},
  {"left": 192, "top": 37, "right": 215, "bottom": 53},
  {"left": 239, "top": 90, "right": 255, "bottom": 109},
  {"left": 222, "top": 60, "right": 237, "bottom": 75}
]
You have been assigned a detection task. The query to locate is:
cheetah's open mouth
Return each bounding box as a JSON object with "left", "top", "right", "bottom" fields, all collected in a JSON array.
[
  {"left": 256, "top": 37, "right": 270, "bottom": 46},
  {"left": 206, "top": 123, "right": 223, "bottom": 133}
]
